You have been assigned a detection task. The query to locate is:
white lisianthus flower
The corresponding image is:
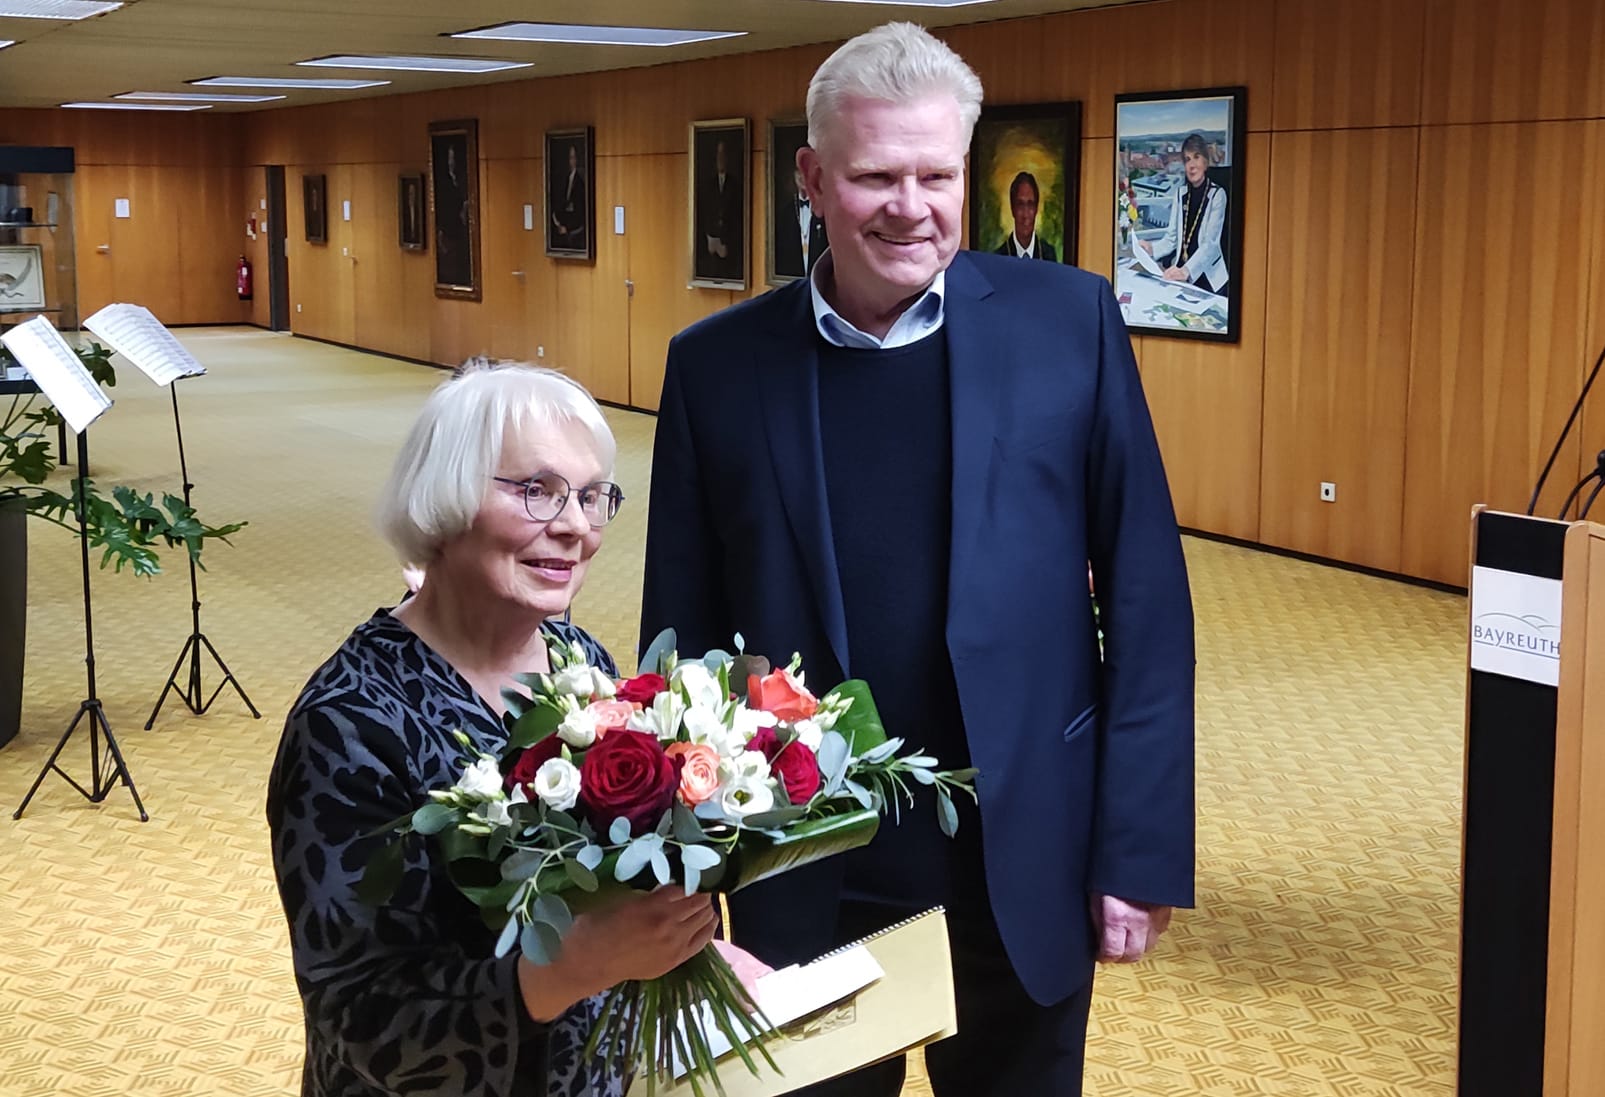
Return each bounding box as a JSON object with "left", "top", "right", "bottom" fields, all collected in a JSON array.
[
  {"left": 454, "top": 756, "right": 504, "bottom": 799},
  {"left": 673, "top": 662, "right": 727, "bottom": 710},
  {"left": 731, "top": 705, "right": 779, "bottom": 745},
  {"left": 723, "top": 750, "right": 771, "bottom": 783},
  {"left": 790, "top": 718, "right": 824, "bottom": 751},
  {"left": 684, "top": 706, "right": 744, "bottom": 756},
  {"left": 589, "top": 668, "right": 617, "bottom": 700},
  {"left": 558, "top": 707, "right": 601, "bottom": 748},
  {"left": 627, "top": 690, "right": 686, "bottom": 740},
  {"left": 552, "top": 663, "right": 598, "bottom": 698},
  {"left": 480, "top": 784, "right": 528, "bottom": 828},
  {"left": 533, "top": 758, "right": 582, "bottom": 812},
  {"left": 719, "top": 775, "right": 775, "bottom": 819}
]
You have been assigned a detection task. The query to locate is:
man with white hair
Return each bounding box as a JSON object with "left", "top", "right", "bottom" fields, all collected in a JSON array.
[{"left": 641, "top": 22, "right": 1194, "bottom": 1094}]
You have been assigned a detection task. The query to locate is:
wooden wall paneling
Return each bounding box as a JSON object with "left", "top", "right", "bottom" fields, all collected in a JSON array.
[
  {"left": 1576, "top": 119, "right": 1605, "bottom": 523},
  {"left": 1419, "top": 0, "right": 1605, "bottom": 125},
  {"left": 479, "top": 158, "right": 541, "bottom": 363},
  {"left": 942, "top": 17, "right": 1048, "bottom": 106},
  {"left": 109, "top": 165, "right": 184, "bottom": 323},
  {"left": 1086, "top": 0, "right": 1277, "bottom": 139},
  {"left": 1032, "top": 4, "right": 1133, "bottom": 139},
  {"left": 583, "top": 158, "right": 633, "bottom": 407},
  {"left": 175, "top": 163, "right": 251, "bottom": 325},
  {"left": 1077, "top": 137, "right": 1114, "bottom": 278},
  {"left": 351, "top": 163, "right": 404, "bottom": 358},
  {"left": 1401, "top": 122, "right": 1596, "bottom": 585},
  {"left": 72, "top": 167, "right": 115, "bottom": 321},
  {"left": 243, "top": 167, "right": 271, "bottom": 328},
  {"left": 1136, "top": 131, "right": 1270, "bottom": 540},
  {"left": 287, "top": 164, "right": 345, "bottom": 345},
  {"left": 1271, "top": 0, "right": 1428, "bottom": 131},
  {"left": 1259, "top": 127, "right": 1419, "bottom": 571}
]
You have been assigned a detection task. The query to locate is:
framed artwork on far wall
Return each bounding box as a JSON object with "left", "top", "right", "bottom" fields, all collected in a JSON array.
[
  {"left": 429, "top": 118, "right": 482, "bottom": 301},
  {"left": 545, "top": 126, "right": 595, "bottom": 261},
  {"left": 968, "top": 101, "right": 1082, "bottom": 265},
  {"left": 766, "top": 117, "right": 825, "bottom": 285},
  {"left": 398, "top": 173, "right": 427, "bottom": 251},
  {"left": 303, "top": 173, "right": 327, "bottom": 244},
  {"left": 689, "top": 117, "right": 749, "bottom": 290},
  {"left": 0, "top": 244, "right": 46, "bottom": 311},
  {"left": 1113, "top": 87, "right": 1247, "bottom": 342}
]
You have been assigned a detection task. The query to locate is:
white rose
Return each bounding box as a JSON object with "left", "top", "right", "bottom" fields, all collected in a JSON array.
[
  {"left": 718, "top": 775, "right": 775, "bottom": 819},
  {"left": 454, "top": 756, "right": 504, "bottom": 799},
  {"left": 533, "top": 758, "right": 582, "bottom": 812},
  {"left": 790, "top": 718, "right": 823, "bottom": 751},
  {"left": 552, "top": 664, "right": 598, "bottom": 698},
  {"left": 481, "top": 784, "right": 528, "bottom": 828},
  {"left": 557, "top": 707, "right": 601, "bottom": 748}
]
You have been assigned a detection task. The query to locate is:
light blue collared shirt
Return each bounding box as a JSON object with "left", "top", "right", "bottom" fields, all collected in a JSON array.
[{"left": 807, "top": 252, "right": 947, "bottom": 350}]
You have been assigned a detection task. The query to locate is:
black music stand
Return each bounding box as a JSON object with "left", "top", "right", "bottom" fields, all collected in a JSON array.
[
  {"left": 13, "top": 427, "right": 147, "bottom": 821},
  {"left": 144, "top": 380, "right": 258, "bottom": 728}
]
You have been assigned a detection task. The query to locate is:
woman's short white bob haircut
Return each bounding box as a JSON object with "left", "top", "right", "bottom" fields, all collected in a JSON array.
[
  {"left": 376, "top": 360, "right": 617, "bottom": 566},
  {"left": 805, "top": 22, "right": 984, "bottom": 156}
]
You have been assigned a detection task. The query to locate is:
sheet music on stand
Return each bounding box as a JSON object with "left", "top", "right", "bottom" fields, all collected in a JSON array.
[
  {"left": 0, "top": 316, "right": 112, "bottom": 433},
  {"left": 83, "top": 303, "right": 207, "bottom": 386}
]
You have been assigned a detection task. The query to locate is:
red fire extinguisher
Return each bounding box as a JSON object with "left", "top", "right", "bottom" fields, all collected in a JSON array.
[{"left": 236, "top": 255, "right": 253, "bottom": 301}]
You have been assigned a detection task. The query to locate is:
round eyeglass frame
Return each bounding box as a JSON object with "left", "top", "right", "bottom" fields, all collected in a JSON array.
[{"left": 492, "top": 472, "right": 625, "bottom": 527}]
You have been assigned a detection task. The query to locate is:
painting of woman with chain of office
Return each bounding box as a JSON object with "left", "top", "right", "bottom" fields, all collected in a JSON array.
[{"left": 1114, "top": 88, "right": 1246, "bottom": 342}]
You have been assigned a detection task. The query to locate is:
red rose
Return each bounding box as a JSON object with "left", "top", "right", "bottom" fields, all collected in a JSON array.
[
  {"left": 505, "top": 736, "right": 563, "bottom": 795},
  {"left": 616, "top": 673, "right": 668, "bottom": 705},
  {"left": 745, "top": 728, "right": 822, "bottom": 805},
  {"left": 579, "top": 730, "right": 682, "bottom": 836}
]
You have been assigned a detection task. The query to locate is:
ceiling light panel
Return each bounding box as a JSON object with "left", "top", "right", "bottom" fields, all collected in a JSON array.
[
  {"left": 62, "top": 101, "right": 211, "bottom": 111},
  {"left": 0, "top": 0, "right": 120, "bottom": 18},
  {"left": 451, "top": 23, "right": 745, "bottom": 47},
  {"left": 299, "top": 55, "right": 532, "bottom": 73},
  {"left": 116, "top": 91, "right": 286, "bottom": 103},
  {"left": 807, "top": 0, "right": 998, "bottom": 5},
  {"left": 190, "top": 76, "right": 390, "bottom": 90}
]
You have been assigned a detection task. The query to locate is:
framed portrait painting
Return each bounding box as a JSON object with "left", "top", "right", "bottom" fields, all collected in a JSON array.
[
  {"left": 767, "top": 118, "right": 825, "bottom": 285},
  {"left": 429, "top": 118, "right": 481, "bottom": 301},
  {"left": 689, "top": 118, "right": 749, "bottom": 290},
  {"left": 1113, "top": 87, "right": 1247, "bottom": 342},
  {"left": 968, "top": 102, "right": 1081, "bottom": 266},
  {"left": 398, "top": 173, "right": 427, "bottom": 251},
  {"left": 302, "top": 173, "right": 327, "bottom": 244},
  {"left": 545, "top": 126, "right": 595, "bottom": 261}
]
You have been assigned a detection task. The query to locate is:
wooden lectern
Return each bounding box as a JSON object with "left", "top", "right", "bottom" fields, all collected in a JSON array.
[{"left": 1458, "top": 509, "right": 1605, "bottom": 1097}]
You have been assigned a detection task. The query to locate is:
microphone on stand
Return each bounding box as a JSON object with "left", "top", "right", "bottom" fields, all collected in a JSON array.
[{"left": 1529, "top": 344, "right": 1605, "bottom": 516}]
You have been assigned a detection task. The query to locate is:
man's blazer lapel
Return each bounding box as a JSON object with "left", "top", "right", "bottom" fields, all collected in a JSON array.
[
  {"left": 756, "top": 286, "right": 851, "bottom": 676},
  {"left": 944, "top": 254, "right": 1002, "bottom": 598}
]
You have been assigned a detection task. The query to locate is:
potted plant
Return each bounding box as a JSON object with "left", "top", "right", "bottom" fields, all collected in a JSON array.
[{"left": 0, "top": 341, "right": 244, "bottom": 748}]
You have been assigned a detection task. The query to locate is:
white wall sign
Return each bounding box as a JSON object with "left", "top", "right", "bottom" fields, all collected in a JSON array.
[
  {"left": 523, "top": 203, "right": 534, "bottom": 231},
  {"left": 114, "top": 198, "right": 130, "bottom": 219},
  {"left": 342, "top": 199, "right": 351, "bottom": 221},
  {"left": 614, "top": 206, "right": 625, "bottom": 235},
  {"left": 1469, "top": 565, "right": 1563, "bottom": 687}
]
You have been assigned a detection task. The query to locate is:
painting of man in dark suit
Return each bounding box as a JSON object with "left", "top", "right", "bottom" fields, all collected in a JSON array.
[
  {"left": 545, "top": 127, "right": 594, "bottom": 260},
  {"left": 691, "top": 119, "right": 748, "bottom": 288},
  {"left": 768, "top": 119, "right": 829, "bottom": 284},
  {"left": 429, "top": 119, "right": 480, "bottom": 300}
]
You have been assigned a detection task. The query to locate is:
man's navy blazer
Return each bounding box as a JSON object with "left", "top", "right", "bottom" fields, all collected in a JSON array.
[{"left": 640, "top": 250, "right": 1195, "bottom": 1006}]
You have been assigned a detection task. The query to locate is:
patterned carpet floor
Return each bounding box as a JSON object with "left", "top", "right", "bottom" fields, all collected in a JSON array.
[{"left": 0, "top": 329, "right": 1468, "bottom": 1096}]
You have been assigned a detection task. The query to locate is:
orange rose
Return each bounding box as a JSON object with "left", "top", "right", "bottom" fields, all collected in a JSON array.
[
  {"left": 747, "top": 669, "right": 818, "bottom": 723},
  {"left": 586, "top": 699, "right": 640, "bottom": 740},
  {"left": 665, "top": 742, "right": 721, "bottom": 806}
]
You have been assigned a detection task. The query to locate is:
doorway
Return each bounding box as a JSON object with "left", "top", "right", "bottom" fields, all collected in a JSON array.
[{"left": 265, "top": 165, "right": 290, "bottom": 331}]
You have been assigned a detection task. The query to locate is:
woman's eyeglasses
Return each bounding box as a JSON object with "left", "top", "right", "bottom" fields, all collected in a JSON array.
[{"left": 492, "top": 472, "right": 625, "bottom": 527}]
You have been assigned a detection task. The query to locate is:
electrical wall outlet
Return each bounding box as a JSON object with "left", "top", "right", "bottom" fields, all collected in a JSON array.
[
  {"left": 296, "top": 303, "right": 303, "bottom": 313},
  {"left": 536, "top": 345, "right": 545, "bottom": 358},
  {"left": 1320, "top": 481, "right": 1336, "bottom": 503}
]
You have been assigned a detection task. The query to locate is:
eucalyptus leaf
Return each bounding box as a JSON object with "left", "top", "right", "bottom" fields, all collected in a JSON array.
[
  {"left": 616, "top": 839, "right": 653, "bottom": 882},
  {"left": 858, "top": 740, "right": 902, "bottom": 765},
  {"left": 639, "top": 628, "right": 678, "bottom": 676},
  {"left": 649, "top": 848, "right": 672, "bottom": 886},
  {"left": 908, "top": 767, "right": 936, "bottom": 786},
  {"left": 532, "top": 894, "right": 574, "bottom": 935},
  {"left": 683, "top": 863, "right": 702, "bottom": 896},
  {"left": 499, "top": 849, "right": 545, "bottom": 882},
  {"left": 508, "top": 705, "right": 562, "bottom": 751},
  {"left": 411, "top": 802, "right": 456, "bottom": 836},
  {"left": 609, "top": 817, "right": 633, "bottom": 845},
  {"left": 680, "top": 844, "right": 722, "bottom": 871},
  {"left": 499, "top": 687, "right": 531, "bottom": 720},
  {"left": 672, "top": 801, "right": 706, "bottom": 845},
  {"left": 495, "top": 916, "right": 519, "bottom": 959},
  {"left": 842, "top": 778, "right": 875, "bottom": 810},
  {"left": 577, "top": 843, "right": 605, "bottom": 871},
  {"left": 818, "top": 731, "right": 850, "bottom": 794},
  {"left": 355, "top": 838, "right": 405, "bottom": 906},
  {"left": 564, "top": 859, "right": 599, "bottom": 892},
  {"left": 936, "top": 790, "right": 960, "bottom": 837},
  {"left": 546, "top": 809, "right": 579, "bottom": 834},
  {"left": 701, "top": 650, "right": 732, "bottom": 672},
  {"left": 520, "top": 921, "right": 564, "bottom": 965}
]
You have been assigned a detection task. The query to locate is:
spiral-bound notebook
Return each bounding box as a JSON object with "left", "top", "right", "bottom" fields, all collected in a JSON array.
[{"left": 630, "top": 907, "right": 956, "bottom": 1097}]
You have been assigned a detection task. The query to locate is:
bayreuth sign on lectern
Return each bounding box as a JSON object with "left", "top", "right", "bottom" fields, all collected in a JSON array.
[{"left": 1459, "top": 509, "right": 1605, "bottom": 1097}]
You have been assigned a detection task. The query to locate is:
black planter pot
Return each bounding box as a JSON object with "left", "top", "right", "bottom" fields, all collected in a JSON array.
[{"left": 0, "top": 506, "right": 24, "bottom": 749}]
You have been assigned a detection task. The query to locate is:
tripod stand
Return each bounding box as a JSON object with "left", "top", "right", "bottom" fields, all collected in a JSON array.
[
  {"left": 14, "top": 428, "right": 148, "bottom": 821},
  {"left": 145, "top": 381, "right": 258, "bottom": 728}
]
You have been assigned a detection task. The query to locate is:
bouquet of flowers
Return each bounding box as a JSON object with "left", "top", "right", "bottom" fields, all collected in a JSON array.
[{"left": 361, "top": 629, "right": 977, "bottom": 1096}]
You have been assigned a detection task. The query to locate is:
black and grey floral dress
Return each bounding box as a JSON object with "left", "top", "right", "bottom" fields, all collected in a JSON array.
[{"left": 266, "top": 609, "right": 628, "bottom": 1097}]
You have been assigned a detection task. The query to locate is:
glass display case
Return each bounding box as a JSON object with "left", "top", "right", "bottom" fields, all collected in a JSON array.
[{"left": 0, "top": 146, "right": 78, "bottom": 369}]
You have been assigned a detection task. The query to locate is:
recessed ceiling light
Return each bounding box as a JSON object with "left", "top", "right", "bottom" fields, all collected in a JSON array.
[
  {"left": 190, "top": 76, "right": 391, "bottom": 90},
  {"left": 116, "top": 91, "right": 287, "bottom": 104},
  {"left": 62, "top": 102, "right": 212, "bottom": 111},
  {"left": 0, "top": 40, "right": 15, "bottom": 48},
  {"left": 0, "top": 0, "right": 120, "bottom": 18},
  {"left": 807, "top": 0, "right": 998, "bottom": 4},
  {"left": 451, "top": 23, "right": 745, "bottom": 48},
  {"left": 299, "top": 54, "right": 532, "bottom": 74}
]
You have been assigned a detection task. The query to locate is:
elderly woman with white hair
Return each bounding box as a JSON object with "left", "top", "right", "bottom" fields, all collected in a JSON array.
[{"left": 266, "top": 364, "right": 720, "bottom": 1097}]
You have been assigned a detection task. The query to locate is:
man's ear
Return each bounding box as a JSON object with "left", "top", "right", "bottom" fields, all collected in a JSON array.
[{"left": 797, "top": 145, "right": 824, "bottom": 204}]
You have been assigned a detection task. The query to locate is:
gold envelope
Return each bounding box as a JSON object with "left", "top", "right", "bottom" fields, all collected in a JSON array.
[{"left": 630, "top": 908, "right": 957, "bottom": 1097}]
